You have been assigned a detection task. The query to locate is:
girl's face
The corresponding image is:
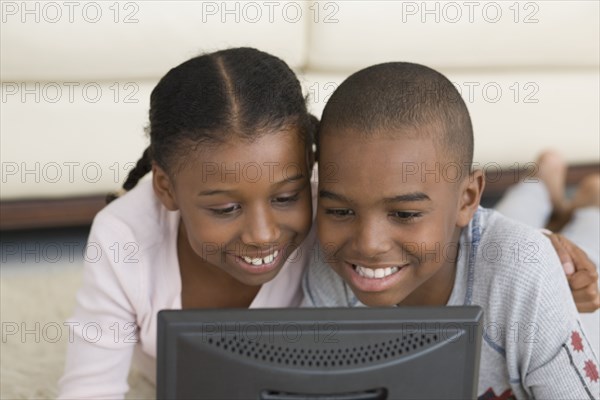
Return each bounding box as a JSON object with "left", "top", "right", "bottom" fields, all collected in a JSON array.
[{"left": 155, "top": 130, "right": 313, "bottom": 286}]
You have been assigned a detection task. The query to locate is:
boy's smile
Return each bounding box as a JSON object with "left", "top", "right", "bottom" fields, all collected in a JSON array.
[{"left": 317, "top": 129, "right": 479, "bottom": 307}]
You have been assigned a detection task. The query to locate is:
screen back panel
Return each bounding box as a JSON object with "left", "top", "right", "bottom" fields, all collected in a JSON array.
[{"left": 157, "top": 307, "right": 483, "bottom": 400}]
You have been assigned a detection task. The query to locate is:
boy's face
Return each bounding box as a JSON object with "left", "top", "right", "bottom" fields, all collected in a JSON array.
[{"left": 317, "top": 129, "right": 481, "bottom": 307}]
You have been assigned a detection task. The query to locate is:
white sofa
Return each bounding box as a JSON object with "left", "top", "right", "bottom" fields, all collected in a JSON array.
[{"left": 1, "top": 1, "right": 599, "bottom": 205}]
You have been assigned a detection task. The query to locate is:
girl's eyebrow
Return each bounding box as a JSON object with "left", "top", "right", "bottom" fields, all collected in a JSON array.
[
  {"left": 273, "top": 173, "right": 304, "bottom": 186},
  {"left": 197, "top": 173, "right": 306, "bottom": 196},
  {"left": 197, "top": 189, "right": 236, "bottom": 196}
]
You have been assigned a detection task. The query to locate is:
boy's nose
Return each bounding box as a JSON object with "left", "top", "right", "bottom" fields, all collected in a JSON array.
[
  {"left": 351, "top": 218, "right": 392, "bottom": 259},
  {"left": 241, "top": 206, "right": 281, "bottom": 246}
]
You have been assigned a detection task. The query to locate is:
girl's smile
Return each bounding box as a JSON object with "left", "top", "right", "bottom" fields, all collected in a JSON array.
[
  {"left": 232, "top": 247, "right": 285, "bottom": 275},
  {"left": 155, "top": 130, "right": 314, "bottom": 287}
]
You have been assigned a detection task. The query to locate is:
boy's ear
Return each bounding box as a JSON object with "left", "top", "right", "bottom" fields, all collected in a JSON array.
[
  {"left": 456, "top": 169, "right": 485, "bottom": 227},
  {"left": 152, "top": 163, "right": 179, "bottom": 211}
]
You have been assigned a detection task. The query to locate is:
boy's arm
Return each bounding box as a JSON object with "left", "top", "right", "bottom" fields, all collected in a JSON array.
[{"left": 519, "top": 234, "right": 599, "bottom": 399}]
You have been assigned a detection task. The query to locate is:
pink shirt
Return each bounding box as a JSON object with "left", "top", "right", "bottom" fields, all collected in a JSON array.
[{"left": 58, "top": 179, "right": 317, "bottom": 399}]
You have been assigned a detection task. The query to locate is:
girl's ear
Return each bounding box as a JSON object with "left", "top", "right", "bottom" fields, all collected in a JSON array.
[
  {"left": 152, "top": 163, "right": 179, "bottom": 211},
  {"left": 456, "top": 169, "right": 485, "bottom": 227}
]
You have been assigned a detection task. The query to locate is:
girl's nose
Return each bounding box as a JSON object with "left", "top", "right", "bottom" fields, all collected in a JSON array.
[{"left": 241, "top": 205, "right": 282, "bottom": 247}]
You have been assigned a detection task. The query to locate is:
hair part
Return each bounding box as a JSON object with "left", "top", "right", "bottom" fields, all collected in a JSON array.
[
  {"left": 319, "top": 62, "right": 473, "bottom": 170},
  {"left": 108, "top": 47, "right": 318, "bottom": 203}
]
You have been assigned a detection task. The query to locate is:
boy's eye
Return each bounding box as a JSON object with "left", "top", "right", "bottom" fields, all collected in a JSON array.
[
  {"left": 390, "top": 211, "right": 422, "bottom": 221},
  {"left": 209, "top": 204, "right": 241, "bottom": 215},
  {"left": 325, "top": 209, "right": 355, "bottom": 218}
]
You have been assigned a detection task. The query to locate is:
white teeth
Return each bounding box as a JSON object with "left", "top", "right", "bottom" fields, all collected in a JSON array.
[
  {"left": 354, "top": 264, "right": 400, "bottom": 279},
  {"left": 242, "top": 250, "right": 279, "bottom": 266}
]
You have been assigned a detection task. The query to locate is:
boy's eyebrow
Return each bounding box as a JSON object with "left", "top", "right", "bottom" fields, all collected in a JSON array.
[
  {"left": 319, "top": 190, "right": 430, "bottom": 204},
  {"left": 383, "top": 192, "right": 431, "bottom": 203},
  {"left": 319, "top": 190, "right": 353, "bottom": 204},
  {"left": 197, "top": 173, "right": 305, "bottom": 196}
]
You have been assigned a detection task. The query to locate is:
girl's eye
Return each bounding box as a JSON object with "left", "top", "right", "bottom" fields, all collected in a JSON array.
[
  {"left": 209, "top": 204, "right": 241, "bottom": 215},
  {"left": 273, "top": 193, "right": 300, "bottom": 204},
  {"left": 391, "top": 211, "right": 422, "bottom": 221},
  {"left": 325, "top": 209, "right": 355, "bottom": 218}
]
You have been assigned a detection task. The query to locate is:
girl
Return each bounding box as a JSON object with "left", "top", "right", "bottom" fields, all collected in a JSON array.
[{"left": 58, "top": 47, "right": 319, "bottom": 399}]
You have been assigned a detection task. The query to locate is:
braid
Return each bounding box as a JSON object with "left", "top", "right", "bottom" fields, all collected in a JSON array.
[
  {"left": 123, "top": 147, "right": 152, "bottom": 190},
  {"left": 105, "top": 146, "right": 152, "bottom": 204}
]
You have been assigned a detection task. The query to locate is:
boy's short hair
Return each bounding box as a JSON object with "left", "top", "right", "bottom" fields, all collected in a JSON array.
[{"left": 319, "top": 62, "right": 474, "bottom": 169}]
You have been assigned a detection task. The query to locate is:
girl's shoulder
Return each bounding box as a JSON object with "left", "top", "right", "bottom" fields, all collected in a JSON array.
[{"left": 93, "top": 179, "right": 179, "bottom": 249}]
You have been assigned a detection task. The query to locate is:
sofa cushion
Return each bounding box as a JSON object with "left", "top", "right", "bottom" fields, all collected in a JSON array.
[
  {"left": 299, "top": 69, "right": 600, "bottom": 166},
  {"left": 307, "top": 1, "right": 599, "bottom": 72},
  {"left": 1, "top": 1, "right": 308, "bottom": 81},
  {"left": 1, "top": 80, "right": 153, "bottom": 200}
]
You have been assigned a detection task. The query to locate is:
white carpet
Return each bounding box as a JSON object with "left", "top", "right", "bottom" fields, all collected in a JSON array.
[
  {"left": 2, "top": 257, "right": 597, "bottom": 399},
  {"left": 0, "top": 264, "right": 155, "bottom": 399}
]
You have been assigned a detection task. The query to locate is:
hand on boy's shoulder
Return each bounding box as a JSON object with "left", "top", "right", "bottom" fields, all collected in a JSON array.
[
  {"left": 546, "top": 232, "right": 600, "bottom": 313},
  {"left": 474, "top": 209, "right": 600, "bottom": 398},
  {"left": 474, "top": 208, "right": 577, "bottom": 313},
  {"left": 478, "top": 208, "right": 568, "bottom": 277},
  {"left": 478, "top": 208, "right": 599, "bottom": 312}
]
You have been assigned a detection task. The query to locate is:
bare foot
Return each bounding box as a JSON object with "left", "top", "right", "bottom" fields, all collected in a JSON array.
[
  {"left": 535, "top": 150, "right": 573, "bottom": 232},
  {"left": 571, "top": 174, "right": 600, "bottom": 209},
  {"left": 535, "top": 150, "right": 569, "bottom": 213},
  {"left": 547, "top": 173, "right": 600, "bottom": 232}
]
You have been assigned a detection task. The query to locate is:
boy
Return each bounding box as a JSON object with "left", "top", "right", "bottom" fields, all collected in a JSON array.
[{"left": 304, "top": 62, "right": 599, "bottom": 399}]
